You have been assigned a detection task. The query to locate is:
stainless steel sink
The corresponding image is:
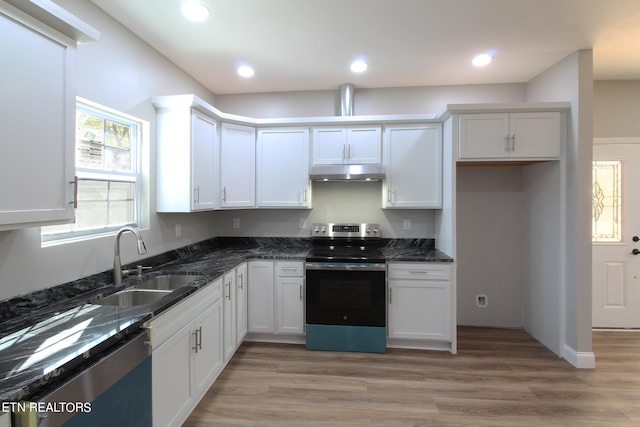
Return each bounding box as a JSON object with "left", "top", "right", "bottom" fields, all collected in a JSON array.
[
  {"left": 90, "top": 289, "right": 171, "bottom": 307},
  {"left": 132, "top": 274, "right": 206, "bottom": 291}
]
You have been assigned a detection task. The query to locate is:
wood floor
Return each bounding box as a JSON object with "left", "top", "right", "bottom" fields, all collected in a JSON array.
[{"left": 183, "top": 327, "right": 640, "bottom": 426}]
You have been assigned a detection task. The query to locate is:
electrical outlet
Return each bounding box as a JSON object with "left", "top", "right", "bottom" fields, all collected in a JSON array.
[
  {"left": 175, "top": 223, "right": 181, "bottom": 237},
  {"left": 476, "top": 294, "right": 488, "bottom": 308},
  {"left": 232, "top": 218, "right": 240, "bottom": 229},
  {"left": 403, "top": 219, "right": 411, "bottom": 230}
]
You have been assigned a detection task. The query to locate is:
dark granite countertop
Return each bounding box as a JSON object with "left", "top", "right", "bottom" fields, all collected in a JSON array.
[{"left": 0, "top": 237, "right": 452, "bottom": 402}]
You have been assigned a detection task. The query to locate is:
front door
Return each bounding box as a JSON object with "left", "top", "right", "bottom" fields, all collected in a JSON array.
[{"left": 592, "top": 140, "right": 640, "bottom": 328}]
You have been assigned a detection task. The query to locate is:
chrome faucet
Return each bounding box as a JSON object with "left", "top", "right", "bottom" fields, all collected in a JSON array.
[{"left": 113, "top": 227, "right": 147, "bottom": 285}]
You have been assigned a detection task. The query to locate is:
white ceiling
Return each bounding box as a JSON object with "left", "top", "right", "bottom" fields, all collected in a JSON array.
[{"left": 89, "top": 0, "right": 640, "bottom": 95}]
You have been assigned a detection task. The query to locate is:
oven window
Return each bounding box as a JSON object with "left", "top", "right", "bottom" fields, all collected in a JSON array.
[{"left": 306, "top": 270, "right": 385, "bottom": 327}]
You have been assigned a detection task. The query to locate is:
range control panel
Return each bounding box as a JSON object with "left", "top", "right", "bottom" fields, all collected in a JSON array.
[{"left": 312, "top": 223, "right": 381, "bottom": 238}]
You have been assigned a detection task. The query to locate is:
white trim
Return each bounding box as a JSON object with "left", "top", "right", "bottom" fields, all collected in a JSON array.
[
  {"left": 594, "top": 137, "right": 640, "bottom": 145},
  {"left": 563, "top": 344, "right": 596, "bottom": 369}
]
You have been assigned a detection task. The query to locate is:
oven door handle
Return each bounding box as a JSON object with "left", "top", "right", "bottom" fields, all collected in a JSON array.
[{"left": 305, "top": 262, "right": 386, "bottom": 271}]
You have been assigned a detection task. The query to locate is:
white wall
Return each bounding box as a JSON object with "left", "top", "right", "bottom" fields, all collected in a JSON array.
[
  {"left": 0, "top": 0, "right": 219, "bottom": 301},
  {"left": 594, "top": 81, "right": 640, "bottom": 138},
  {"left": 456, "top": 166, "right": 524, "bottom": 327},
  {"left": 526, "top": 50, "right": 594, "bottom": 364},
  {"left": 215, "top": 84, "right": 526, "bottom": 118}
]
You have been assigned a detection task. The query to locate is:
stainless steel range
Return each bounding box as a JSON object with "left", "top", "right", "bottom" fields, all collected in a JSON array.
[{"left": 305, "top": 223, "right": 386, "bottom": 353}]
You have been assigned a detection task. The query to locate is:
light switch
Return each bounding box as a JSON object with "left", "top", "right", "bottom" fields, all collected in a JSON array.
[
  {"left": 175, "top": 223, "right": 181, "bottom": 237},
  {"left": 403, "top": 219, "right": 411, "bottom": 230},
  {"left": 232, "top": 218, "right": 240, "bottom": 229}
]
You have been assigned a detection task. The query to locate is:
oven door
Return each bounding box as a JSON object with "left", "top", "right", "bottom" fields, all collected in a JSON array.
[{"left": 305, "top": 263, "right": 386, "bottom": 327}]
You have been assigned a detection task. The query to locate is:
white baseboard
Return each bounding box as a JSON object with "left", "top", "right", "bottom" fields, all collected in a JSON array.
[{"left": 563, "top": 344, "right": 595, "bottom": 369}]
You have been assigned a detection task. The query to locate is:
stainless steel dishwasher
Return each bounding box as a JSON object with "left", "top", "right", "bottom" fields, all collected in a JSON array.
[{"left": 13, "top": 329, "right": 152, "bottom": 427}]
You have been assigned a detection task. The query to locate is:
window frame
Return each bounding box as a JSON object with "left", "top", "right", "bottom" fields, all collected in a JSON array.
[{"left": 41, "top": 98, "right": 144, "bottom": 244}]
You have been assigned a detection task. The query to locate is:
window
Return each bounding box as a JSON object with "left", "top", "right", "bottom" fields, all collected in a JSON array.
[
  {"left": 592, "top": 160, "right": 623, "bottom": 243},
  {"left": 42, "top": 99, "right": 144, "bottom": 242}
]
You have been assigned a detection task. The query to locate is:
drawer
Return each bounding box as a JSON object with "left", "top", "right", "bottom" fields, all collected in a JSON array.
[
  {"left": 148, "top": 278, "right": 222, "bottom": 349},
  {"left": 276, "top": 261, "right": 304, "bottom": 277},
  {"left": 387, "top": 263, "right": 451, "bottom": 281}
]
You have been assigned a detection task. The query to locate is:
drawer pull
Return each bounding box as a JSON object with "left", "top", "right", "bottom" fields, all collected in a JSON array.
[
  {"left": 192, "top": 327, "right": 202, "bottom": 353},
  {"left": 409, "top": 270, "right": 428, "bottom": 274}
]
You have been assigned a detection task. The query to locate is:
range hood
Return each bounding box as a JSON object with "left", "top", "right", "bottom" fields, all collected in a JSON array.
[{"left": 309, "top": 164, "right": 386, "bottom": 181}]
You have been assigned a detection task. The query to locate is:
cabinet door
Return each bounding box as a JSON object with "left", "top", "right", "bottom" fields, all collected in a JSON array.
[
  {"left": 383, "top": 125, "right": 442, "bottom": 208},
  {"left": 223, "top": 270, "right": 237, "bottom": 361},
  {"left": 388, "top": 280, "right": 451, "bottom": 340},
  {"left": 236, "top": 263, "right": 248, "bottom": 342},
  {"left": 509, "top": 112, "right": 561, "bottom": 158},
  {"left": 152, "top": 322, "right": 193, "bottom": 427},
  {"left": 312, "top": 127, "right": 347, "bottom": 164},
  {"left": 347, "top": 127, "right": 382, "bottom": 164},
  {"left": 458, "top": 113, "right": 510, "bottom": 159},
  {"left": 248, "top": 261, "right": 275, "bottom": 333},
  {"left": 256, "top": 128, "right": 311, "bottom": 207},
  {"left": 276, "top": 277, "right": 304, "bottom": 334},
  {"left": 193, "top": 298, "right": 224, "bottom": 395},
  {"left": 0, "top": 8, "right": 76, "bottom": 229},
  {"left": 220, "top": 123, "right": 256, "bottom": 208},
  {"left": 191, "top": 112, "right": 217, "bottom": 210}
]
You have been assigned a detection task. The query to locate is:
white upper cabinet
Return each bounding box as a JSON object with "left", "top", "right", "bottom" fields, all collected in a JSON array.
[
  {"left": 458, "top": 112, "right": 562, "bottom": 160},
  {"left": 156, "top": 109, "right": 217, "bottom": 212},
  {"left": 220, "top": 123, "right": 256, "bottom": 208},
  {"left": 256, "top": 128, "right": 311, "bottom": 208},
  {"left": 383, "top": 124, "right": 442, "bottom": 209},
  {"left": 312, "top": 126, "right": 381, "bottom": 165},
  {"left": 0, "top": 1, "right": 97, "bottom": 230}
]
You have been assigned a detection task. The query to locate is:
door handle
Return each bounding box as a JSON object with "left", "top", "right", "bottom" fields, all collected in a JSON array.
[{"left": 632, "top": 249, "right": 640, "bottom": 255}]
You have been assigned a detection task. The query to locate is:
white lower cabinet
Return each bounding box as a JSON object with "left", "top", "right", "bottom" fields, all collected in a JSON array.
[
  {"left": 387, "top": 263, "right": 453, "bottom": 344},
  {"left": 247, "top": 261, "right": 275, "bottom": 333},
  {"left": 247, "top": 260, "right": 305, "bottom": 341},
  {"left": 149, "top": 278, "right": 224, "bottom": 427},
  {"left": 223, "top": 262, "right": 248, "bottom": 361},
  {"left": 276, "top": 262, "right": 305, "bottom": 334}
]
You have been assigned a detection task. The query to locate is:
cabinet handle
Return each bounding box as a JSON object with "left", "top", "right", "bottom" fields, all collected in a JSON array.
[
  {"left": 347, "top": 144, "right": 351, "bottom": 161},
  {"left": 510, "top": 134, "right": 516, "bottom": 151},
  {"left": 69, "top": 176, "right": 78, "bottom": 208},
  {"left": 222, "top": 187, "right": 227, "bottom": 203},
  {"left": 387, "top": 188, "right": 392, "bottom": 203},
  {"left": 299, "top": 284, "right": 303, "bottom": 301},
  {"left": 226, "top": 281, "right": 231, "bottom": 299},
  {"left": 409, "top": 270, "right": 428, "bottom": 274},
  {"left": 302, "top": 187, "right": 307, "bottom": 202},
  {"left": 389, "top": 288, "right": 392, "bottom": 304},
  {"left": 238, "top": 273, "right": 244, "bottom": 290},
  {"left": 342, "top": 144, "right": 346, "bottom": 162},
  {"left": 194, "top": 186, "right": 199, "bottom": 204},
  {"left": 192, "top": 327, "right": 202, "bottom": 353},
  {"left": 504, "top": 135, "right": 510, "bottom": 152}
]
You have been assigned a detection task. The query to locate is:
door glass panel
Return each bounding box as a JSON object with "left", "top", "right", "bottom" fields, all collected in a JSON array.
[{"left": 592, "top": 160, "right": 623, "bottom": 243}]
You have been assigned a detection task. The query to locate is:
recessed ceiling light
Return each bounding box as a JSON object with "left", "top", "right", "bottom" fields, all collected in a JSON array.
[
  {"left": 350, "top": 60, "right": 368, "bottom": 73},
  {"left": 237, "top": 65, "right": 255, "bottom": 78},
  {"left": 472, "top": 54, "right": 492, "bottom": 67},
  {"left": 182, "top": 1, "right": 210, "bottom": 22}
]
